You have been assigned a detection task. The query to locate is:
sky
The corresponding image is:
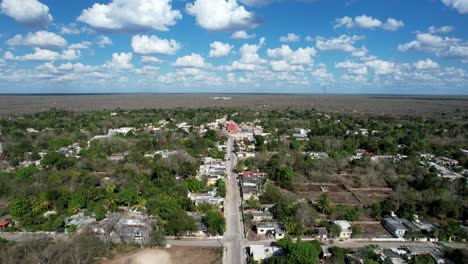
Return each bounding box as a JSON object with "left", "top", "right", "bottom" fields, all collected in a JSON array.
[{"left": 0, "top": 0, "right": 467, "bottom": 94}]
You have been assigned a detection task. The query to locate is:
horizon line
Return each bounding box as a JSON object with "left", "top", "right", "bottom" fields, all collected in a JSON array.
[{"left": 1, "top": 92, "right": 468, "bottom": 97}]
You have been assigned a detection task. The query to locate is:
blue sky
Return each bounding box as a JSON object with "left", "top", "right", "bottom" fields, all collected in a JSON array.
[{"left": 0, "top": 0, "right": 467, "bottom": 94}]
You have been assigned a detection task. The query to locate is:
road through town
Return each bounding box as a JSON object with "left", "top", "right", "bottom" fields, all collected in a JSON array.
[{"left": 223, "top": 136, "right": 244, "bottom": 264}]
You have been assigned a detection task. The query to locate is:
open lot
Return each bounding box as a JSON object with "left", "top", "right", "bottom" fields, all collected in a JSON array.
[
  {"left": 0, "top": 94, "right": 467, "bottom": 115},
  {"left": 351, "top": 222, "right": 393, "bottom": 239},
  {"left": 104, "top": 247, "right": 221, "bottom": 264},
  {"left": 295, "top": 183, "right": 393, "bottom": 207}
]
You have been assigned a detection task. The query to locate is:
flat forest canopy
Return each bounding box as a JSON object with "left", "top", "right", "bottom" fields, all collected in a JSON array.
[{"left": 1, "top": 94, "right": 468, "bottom": 115}]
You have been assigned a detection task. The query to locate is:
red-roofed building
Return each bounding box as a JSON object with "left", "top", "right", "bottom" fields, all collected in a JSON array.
[
  {"left": 0, "top": 220, "right": 10, "bottom": 230},
  {"left": 226, "top": 121, "right": 238, "bottom": 133},
  {"left": 358, "top": 149, "right": 375, "bottom": 157},
  {"left": 239, "top": 170, "right": 267, "bottom": 178}
]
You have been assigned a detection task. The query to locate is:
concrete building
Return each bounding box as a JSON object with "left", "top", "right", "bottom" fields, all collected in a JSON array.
[
  {"left": 249, "top": 245, "right": 284, "bottom": 262},
  {"left": 383, "top": 213, "right": 407, "bottom": 238},
  {"left": 64, "top": 211, "right": 96, "bottom": 234},
  {"left": 108, "top": 127, "right": 135, "bottom": 136},
  {"left": 315, "top": 227, "right": 328, "bottom": 240},
  {"left": 256, "top": 222, "right": 285, "bottom": 240},
  {"left": 251, "top": 211, "right": 273, "bottom": 222},
  {"left": 333, "top": 220, "right": 353, "bottom": 239},
  {"left": 292, "top": 129, "right": 308, "bottom": 139}
]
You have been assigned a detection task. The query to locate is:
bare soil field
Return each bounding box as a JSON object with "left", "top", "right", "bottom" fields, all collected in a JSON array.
[
  {"left": 104, "top": 247, "right": 221, "bottom": 264},
  {"left": 295, "top": 183, "right": 392, "bottom": 207},
  {"left": 0, "top": 94, "right": 467, "bottom": 115},
  {"left": 351, "top": 222, "right": 393, "bottom": 238}
]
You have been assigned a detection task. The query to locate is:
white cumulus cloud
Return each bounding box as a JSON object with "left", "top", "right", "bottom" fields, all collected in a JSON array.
[
  {"left": 105, "top": 52, "right": 133, "bottom": 69},
  {"left": 0, "top": 0, "right": 53, "bottom": 28},
  {"left": 59, "top": 23, "right": 82, "bottom": 35},
  {"left": 280, "top": 33, "right": 300, "bottom": 43},
  {"left": 381, "top": 18, "right": 405, "bottom": 31},
  {"left": 364, "top": 59, "right": 395, "bottom": 75},
  {"left": 68, "top": 41, "right": 92, "bottom": 50},
  {"left": 131, "top": 35, "right": 181, "bottom": 55},
  {"left": 398, "top": 33, "right": 468, "bottom": 61},
  {"left": 315, "top": 35, "right": 364, "bottom": 52},
  {"left": 173, "top": 53, "right": 210, "bottom": 68},
  {"left": 231, "top": 30, "right": 256, "bottom": 39},
  {"left": 228, "top": 37, "right": 266, "bottom": 71},
  {"left": 335, "top": 15, "right": 404, "bottom": 31},
  {"left": 6, "top": 31, "right": 67, "bottom": 50},
  {"left": 413, "top": 58, "right": 440, "bottom": 70},
  {"left": 141, "top": 56, "right": 162, "bottom": 64},
  {"left": 267, "top": 45, "right": 316, "bottom": 65},
  {"left": 209, "top": 41, "right": 234, "bottom": 58},
  {"left": 77, "top": 0, "right": 182, "bottom": 33},
  {"left": 441, "top": 0, "right": 468, "bottom": 14},
  {"left": 186, "top": 0, "right": 260, "bottom": 31},
  {"left": 97, "top": 36, "right": 113, "bottom": 48},
  {"left": 4, "top": 48, "right": 80, "bottom": 61},
  {"left": 428, "top": 26, "right": 455, "bottom": 34}
]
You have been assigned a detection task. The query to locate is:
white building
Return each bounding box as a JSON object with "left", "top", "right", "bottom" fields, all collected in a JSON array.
[
  {"left": 333, "top": 220, "right": 353, "bottom": 239},
  {"left": 108, "top": 127, "right": 135, "bottom": 136},
  {"left": 382, "top": 213, "right": 407, "bottom": 238},
  {"left": 256, "top": 222, "right": 285, "bottom": 240},
  {"left": 250, "top": 245, "right": 283, "bottom": 262}
]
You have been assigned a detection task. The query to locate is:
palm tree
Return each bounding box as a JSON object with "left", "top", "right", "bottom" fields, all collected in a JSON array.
[
  {"left": 31, "top": 194, "right": 50, "bottom": 214},
  {"left": 284, "top": 217, "right": 298, "bottom": 235},
  {"left": 317, "top": 194, "right": 331, "bottom": 214},
  {"left": 133, "top": 198, "right": 147, "bottom": 211}
]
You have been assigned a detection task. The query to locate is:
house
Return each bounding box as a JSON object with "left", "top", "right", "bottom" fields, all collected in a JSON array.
[
  {"left": 249, "top": 245, "right": 284, "bottom": 262},
  {"left": 194, "top": 223, "right": 208, "bottom": 237},
  {"left": 307, "top": 152, "right": 329, "bottom": 159},
  {"left": 108, "top": 127, "right": 135, "bottom": 136},
  {"left": 89, "top": 212, "right": 121, "bottom": 235},
  {"left": 251, "top": 210, "right": 273, "bottom": 222},
  {"left": 383, "top": 213, "right": 407, "bottom": 238},
  {"left": 236, "top": 151, "right": 255, "bottom": 159},
  {"left": 333, "top": 220, "right": 353, "bottom": 239},
  {"left": 0, "top": 220, "right": 10, "bottom": 230},
  {"left": 428, "top": 162, "right": 463, "bottom": 180},
  {"left": 256, "top": 222, "right": 286, "bottom": 240},
  {"left": 90, "top": 209, "right": 155, "bottom": 244},
  {"left": 381, "top": 249, "right": 406, "bottom": 264},
  {"left": 436, "top": 157, "right": 459, "bottom": 167},
  {"left": 240, "top": 173, "right": 263, "bottom": 200},
  {"left": 188, "top": 191, "right": 224, "bottom": 207},
  {"left": 111, "top": 217, "right": 154, "bottom": 244},
  {"left": 239, "top": 170, "right": 267, "bottom": 178},
  {"left": 250, "top": 245, "right": 266, "bottom": 262},
  {"left": 293, "top": 129, "right": 308, "bottom": 139},
  {"left": 315, "top": 227, "right": 328, "bottom": 240},
  {"left": 241, "top": 182, "right": 258, "bottom": 200},
  {"left": 64, "top": 211, "right": 96, "bottom": 234}
]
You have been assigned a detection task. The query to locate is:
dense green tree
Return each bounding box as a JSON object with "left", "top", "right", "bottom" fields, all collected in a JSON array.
[
  {"left": 165, "top": 209, "right": 196, "bottom": 237},
  {"left": 203, "top": 210, "right": 225, "bottom": 235},
  {"left": 217, "top": 179, "right": 226, "bottom": 197}
]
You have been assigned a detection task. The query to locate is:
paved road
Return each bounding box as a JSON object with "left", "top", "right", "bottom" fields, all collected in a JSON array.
[
  {"left": 327, "top": 240, "right": 439, "bottom": 249},
  {"left": 166, "top": 239, "right": 223, "bottom": 247},
  {"left": 223, "top": 136, "right": 245, "bottom": 264}
]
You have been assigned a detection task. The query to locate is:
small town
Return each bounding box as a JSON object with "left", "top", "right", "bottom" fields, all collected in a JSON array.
[{"left": 0, "top": 107, "right": 467, "bottom": 264}]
